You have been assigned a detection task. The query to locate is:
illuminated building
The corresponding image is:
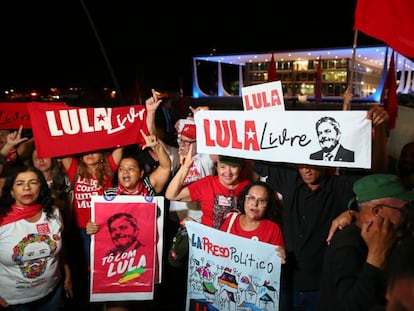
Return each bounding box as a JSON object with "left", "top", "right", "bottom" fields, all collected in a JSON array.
[{"left": 192, "top": 45, "right": 413, "bottom": 102}]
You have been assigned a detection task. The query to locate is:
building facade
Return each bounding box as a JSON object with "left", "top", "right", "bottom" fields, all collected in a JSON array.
[{"left": 192, "top": 46, "right": 410, "bottom": 102}]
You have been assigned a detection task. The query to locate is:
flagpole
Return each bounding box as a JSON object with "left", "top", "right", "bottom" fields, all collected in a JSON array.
[{"left": 343, "top": 30, "right": 359, "bottom": 111}]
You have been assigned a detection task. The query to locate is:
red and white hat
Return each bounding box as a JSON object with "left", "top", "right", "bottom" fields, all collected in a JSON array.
[{"left": 179, "top": 124, "right": 196, "bottom": 140}]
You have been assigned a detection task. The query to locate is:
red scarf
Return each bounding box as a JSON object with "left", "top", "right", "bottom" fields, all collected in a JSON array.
[
  {"left": 116, "top": 184, "right": 143, "bottom": 195},
  {"left": 0, "top": 204, "right": 43, "bottom": 226}
]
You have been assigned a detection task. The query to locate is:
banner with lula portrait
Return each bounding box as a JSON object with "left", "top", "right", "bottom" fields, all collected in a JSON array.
[
  {"left": 90, "top": 195, "right": 164, "bottom": 302},
  {"left": 194, "top": 109, "right": 372, "bottom": 169}
]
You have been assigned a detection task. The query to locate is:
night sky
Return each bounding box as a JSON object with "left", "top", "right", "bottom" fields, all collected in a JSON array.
[{"left": 0, "top": 0, "right": 381, "bottom": 96}]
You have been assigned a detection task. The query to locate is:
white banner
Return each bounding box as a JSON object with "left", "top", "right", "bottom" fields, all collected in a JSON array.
[
  {"left": 185, "top": 221, "right": 281, "bottom": 311},
  {"left": 194, "top": 110, "right": 372, "bottom": 169}
]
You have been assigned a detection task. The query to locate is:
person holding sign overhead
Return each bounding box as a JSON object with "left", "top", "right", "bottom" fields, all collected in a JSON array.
[{"left": 252, "top": 104, "right": 390, "bottom": 311}]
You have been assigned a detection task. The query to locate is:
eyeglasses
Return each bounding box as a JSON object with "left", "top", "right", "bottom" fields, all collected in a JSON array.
[
  {"left": 177, "top": 138, "right": 196, "bottom": 146},
  {"left": 245, "top": 194, "right": 268, "bottom": 207},
  {"left": 378, "top": 203, "right": 409, "bottom": 216},
  {"left": 359, "top": 202, "right": 409, "bottom": 216}
]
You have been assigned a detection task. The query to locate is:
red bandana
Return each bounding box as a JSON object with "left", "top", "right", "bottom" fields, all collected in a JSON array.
[
  {"left": 116, "top": 184, "right": 143, "bottom": 195},
  {"left": 0, "top": 204, "right": 43, "bottom": 226}
]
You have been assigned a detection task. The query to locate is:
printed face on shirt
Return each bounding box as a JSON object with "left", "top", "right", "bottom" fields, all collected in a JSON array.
[
  {"left": 32, "top": 149, "right": 53, "bottom": 174},
  {"left": 11, "top": 171, "right": 41, "bottom": 206},
  {"left": 12, "top": 233, "right": 57, "bottom": 279},
  {"left": 244, "top": 185, "right": 269, "bottom": 221},
  {"left": 216, "top": 161, "right": 242, "bottom": 188},
  {"left": 117, "top": 158, "right": 144, "bottom": 191}
]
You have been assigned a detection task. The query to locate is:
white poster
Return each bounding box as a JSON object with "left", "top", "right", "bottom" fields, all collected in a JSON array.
[
  {"left": 185, "top": 221, "right": 281, "bottom": 311},
  {"left": 194, "top": 110, "right": 372, "bottom": 169},
  {"left": 241, "top": 80, "right": 285, "bottom": 111}
]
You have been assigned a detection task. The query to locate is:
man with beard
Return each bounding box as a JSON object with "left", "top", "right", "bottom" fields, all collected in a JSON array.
[{"left": 309, "top": 116, "right": 355, "bottom": 162}]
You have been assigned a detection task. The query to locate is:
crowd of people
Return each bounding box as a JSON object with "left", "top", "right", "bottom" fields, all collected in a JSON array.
[{"left": 0, "top": 90, "right": 413, "bottom": 311}]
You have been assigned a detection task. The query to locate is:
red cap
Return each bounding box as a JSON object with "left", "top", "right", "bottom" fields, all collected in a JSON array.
[{"left": 179, "top": 124, "right": 196, "bottom": 140}]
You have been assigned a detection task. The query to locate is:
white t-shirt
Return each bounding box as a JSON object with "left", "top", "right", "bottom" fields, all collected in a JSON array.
[{"left": 0, "top": 208, "right": 63, "bottom": 305}]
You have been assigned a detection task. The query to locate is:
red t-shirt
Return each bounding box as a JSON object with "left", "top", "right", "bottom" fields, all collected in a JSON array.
[
  {"left": 187, "top": 175, "right": 249, "bottom": 229},
  {"left": 65, "top": 155, "right": 117, "bottom": 228},
  {"left": 220, "top": 213, "right": 285, "bottom": 246}
]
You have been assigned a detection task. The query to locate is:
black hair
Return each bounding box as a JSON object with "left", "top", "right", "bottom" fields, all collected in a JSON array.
[
  {"left": 0, "top": 166, "right": 54, "bottom": 219},
  {"left": 237, "top": 180, "right": 283, "bottom": 227},
  {"left": 107, "top": 212, "right": 139, "bottom": 231}
]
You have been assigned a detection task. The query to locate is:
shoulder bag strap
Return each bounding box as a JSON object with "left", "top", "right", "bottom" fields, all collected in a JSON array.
[{"left": 226, "top": 213, "right": 238, "bottom": 233}]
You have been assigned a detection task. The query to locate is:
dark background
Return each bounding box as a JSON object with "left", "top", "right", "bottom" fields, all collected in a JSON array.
[{"left": 0, "top": 1, "right": 381, "bottom": 96}]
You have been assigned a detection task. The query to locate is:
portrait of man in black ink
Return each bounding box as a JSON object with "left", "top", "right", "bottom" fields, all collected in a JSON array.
[
  {"left": 309, "top": 116, "right": 355, "bottom": 162},
  {"left": 106, "top": 212, "right": 142, "bottom": 256}
]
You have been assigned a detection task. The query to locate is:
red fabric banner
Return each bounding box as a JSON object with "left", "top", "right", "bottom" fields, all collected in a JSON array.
[
  {"left": 0, "top": 102, "right": 31, "bottom": 129},
  {"left": 314, "top": 59, "right": 322, "bottom": 103},
  {"left": 267, "top": 52, "right": 278, "bottom": 82},
  {"left": 26, "top": 102, "right": 148, "bottom": 158},
  {"left": 354, "top": 0, "right": 414, "bottom": 58},
  {"left": 380, "top": 50, "right": 398, "bottom": 129}
]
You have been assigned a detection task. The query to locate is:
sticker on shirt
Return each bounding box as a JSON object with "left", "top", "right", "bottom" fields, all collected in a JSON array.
[{"left": 36, "top": 223, "right": 51, "bottom": 235}]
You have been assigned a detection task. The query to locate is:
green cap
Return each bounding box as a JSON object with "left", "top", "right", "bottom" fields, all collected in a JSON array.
[
  {"left": 218, "top": 155, "right": 244, "bottom": 167},
  {"left": 352, "top": 174, "right": 414, "bottom": 204}
]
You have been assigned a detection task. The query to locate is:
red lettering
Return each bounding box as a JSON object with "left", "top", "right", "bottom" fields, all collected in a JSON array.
[
  {"left": 229, "top": 120, "right": 242, "bottom": 148},
  {"left": 244, "top": 94, "right": 253, "bottom": 110},
  {"left": 244, "top": 121, "right": 260, "bottom": 151},
  {"left": 203, "top": 119, "right": 259, "bottom": 150},
  {"left": 215, "top": 120, "right": 231, "bottom": 147},
  {"left": 271, "top": 89, "right": 282, "bottom": 106},
  {"left": 261, "top": 92, "right": 271, "bottom": 107},
  {"left": 204, "top": 119, "right": 215, "bottom": 146}
]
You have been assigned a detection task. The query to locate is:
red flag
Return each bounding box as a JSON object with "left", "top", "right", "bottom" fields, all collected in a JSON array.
[
  {"left": 267, "top": 52, "right": 278, "bottom": 82},
  {"left": 380, "top": 50, "right": 398, "bottom": 129},
  {"left": 27, "top": 102, "right": 148, "bottom": 158},
  {"left": 314, "top": 58, "right": 322, "bottom": 103},
  {"left": 354, "top": 0, "right": 414, "bottom": 58}
]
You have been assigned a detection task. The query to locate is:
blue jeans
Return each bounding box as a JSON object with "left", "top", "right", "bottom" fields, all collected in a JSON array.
[
  {"left": 8, "top": 285, "right": 62, "bottom": 311},
  {"left": 293, "top": 288, "right": 320, "bottom": 311},
  {"left": 79, "top": 228, "right": 91, "bottom": 267}
]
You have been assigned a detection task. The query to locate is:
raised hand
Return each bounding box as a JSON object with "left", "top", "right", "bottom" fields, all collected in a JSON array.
[{"left": 140, "top": 129, "right": 160, "bottom": 149}]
